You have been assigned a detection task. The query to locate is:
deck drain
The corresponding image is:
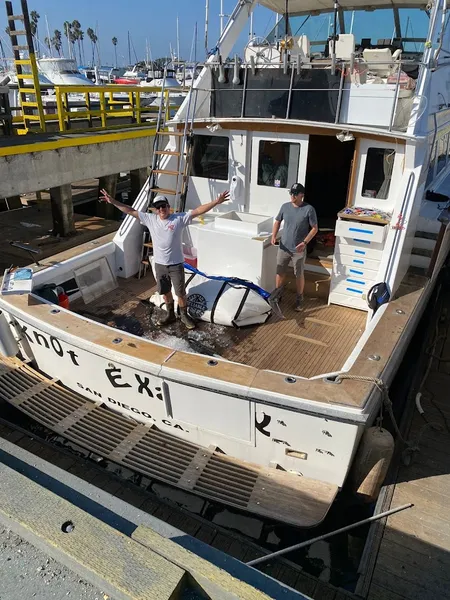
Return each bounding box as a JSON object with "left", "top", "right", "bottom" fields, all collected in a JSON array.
[
  {"left": 61, "top": 520, "right": 75, "bottom": 533},
  {"left": 50, "top": 309, "right": 60, "bottom": 314},
  {"left": 207, "top": 359, "right": 218, "bottom": 366},
  {"left": 285, "top": 376, "right": 296, "bottom": 384},
  {"left": 112, "top": 338, "right": 123, "bottom": 344}
]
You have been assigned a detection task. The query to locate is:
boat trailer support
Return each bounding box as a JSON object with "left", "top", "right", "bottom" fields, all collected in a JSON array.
[{"left": 246, "top": 502, "right": 413, "bottom": 567}]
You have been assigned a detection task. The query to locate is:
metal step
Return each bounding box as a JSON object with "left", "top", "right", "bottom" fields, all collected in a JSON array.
[
  {"left": 155, "top": 150, "right": 181, "bottom": 156},
  {"left": 150, "top": 187, "right": 177, "bottom": 195},
  {"left": 7, "top": 15, "right": 25, "bottom": 21},
  {"left": 0, "top": 356, "right": 337, "bottom": 528},
  {"left": 12, "top": 45, "right": 29, "bottom": 51},
  {"left": 11, "top": 29, "right": 27, "bottom": 35},
  {"left": 143, "top": 242, "right": 153, "bottom": 248},
  {"left": 152, "top": 169, "right": 181, "bottom": 176}
]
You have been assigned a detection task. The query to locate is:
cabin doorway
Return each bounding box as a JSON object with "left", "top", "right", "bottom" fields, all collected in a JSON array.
[
  {"left": 304, "top": 134, "right": 355, "bottom": 272},
  {"left": 304, "top": 134, "right": 355, "bottom": 229}
]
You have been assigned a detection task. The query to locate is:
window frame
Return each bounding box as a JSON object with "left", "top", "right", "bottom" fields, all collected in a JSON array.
[{"left": 191, "top": 134, "right": 230, "bottom": 181}]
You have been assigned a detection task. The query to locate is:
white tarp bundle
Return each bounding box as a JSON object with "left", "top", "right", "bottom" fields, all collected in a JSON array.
[{"left": 150, "top": 268, "right": 272, "bottom": 327}]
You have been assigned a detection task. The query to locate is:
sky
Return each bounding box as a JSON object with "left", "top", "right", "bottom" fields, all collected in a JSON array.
[{"left": 0, "top": 1, "right": 429, "bottom": 67}]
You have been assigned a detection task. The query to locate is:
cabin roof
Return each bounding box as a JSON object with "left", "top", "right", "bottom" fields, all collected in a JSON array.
[{"left": 258, "top": 0, "right": 427, "bottom": 15}]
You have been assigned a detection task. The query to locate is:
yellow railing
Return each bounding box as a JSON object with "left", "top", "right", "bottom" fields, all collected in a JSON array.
[{"left": 54, "top": 85, "right": 174, "bottom": 132}]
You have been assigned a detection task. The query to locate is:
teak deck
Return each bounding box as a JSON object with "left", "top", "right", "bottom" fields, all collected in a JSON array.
[{"left": 72, "top": 274, "right": 366, "bottom": 379}]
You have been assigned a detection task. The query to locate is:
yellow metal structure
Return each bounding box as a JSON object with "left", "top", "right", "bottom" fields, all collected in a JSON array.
[
  {"left": 5, "top": 0, "right": 46, "bottom": 133},
  {"left": 55, "top": 85, "right": 173, "bottom": 133}
]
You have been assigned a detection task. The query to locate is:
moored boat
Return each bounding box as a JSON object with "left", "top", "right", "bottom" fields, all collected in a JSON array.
[{"left": 1, "top": 0, "right": 450, "bottom": 528}]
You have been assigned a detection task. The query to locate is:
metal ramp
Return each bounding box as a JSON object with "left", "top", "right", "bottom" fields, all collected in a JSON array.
[
  {"left": 0, "top": 355, "right": 337, "bottom": 528},
  {"left": 5, "top": 0, "right": 46, "bottom": 133}
]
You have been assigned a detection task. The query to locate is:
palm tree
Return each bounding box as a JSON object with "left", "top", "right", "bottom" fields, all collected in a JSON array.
[
  {"left": 112, "top": 37, "right": 118, "bottom": 67},
  {"left": 63, "top": 21, "right": 73, "bottom": 58},
  {"left": 52, "top": 29, "right": 62, "bottom": 56},
  {"left": 87, "top": 27, "right": 98, "bottom": 67},
  {"left": 44, "top": 36, "right": 51, "bottom": 53},
  {"left": 78, "top": 29, "right": 85, "bottom": 64}
]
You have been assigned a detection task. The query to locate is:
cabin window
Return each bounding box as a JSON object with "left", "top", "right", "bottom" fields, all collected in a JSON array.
[
  {"left": 362, "top": 148, "right": 396, "bottom": 199},
  {"left": 257, "top": 141, "right": 300, "bottom": 188},
  {"left": 436, "top": 134, "right": 448, "bottom": 176},
  {"left": 191, "top": 135, "right": 229, "bottom": 180}
]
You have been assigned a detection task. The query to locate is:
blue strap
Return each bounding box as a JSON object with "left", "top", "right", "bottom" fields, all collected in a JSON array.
[{"left": 183, "top": 263, "right": 271, "bottom": 299}]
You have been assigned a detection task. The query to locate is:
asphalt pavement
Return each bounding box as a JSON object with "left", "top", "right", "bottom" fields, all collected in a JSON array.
[{"left": 0, "top": 527, "right": 110, "bottom": 600}]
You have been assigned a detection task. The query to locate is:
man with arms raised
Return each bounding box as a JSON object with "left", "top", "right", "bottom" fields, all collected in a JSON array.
[
  {"left": 271, "top": 183, "right": 318, "bottom": 311},
  {"left": 100, "top": 189, "right": 229, "bottom": 329}
]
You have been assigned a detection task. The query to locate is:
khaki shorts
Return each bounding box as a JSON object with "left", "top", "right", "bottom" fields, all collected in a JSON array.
[
  {"left": 276, "top": 248, "right": 306, "bottom": 278},
  {"left": 154, "top": 263, "right": 186, "bottom": 297}
]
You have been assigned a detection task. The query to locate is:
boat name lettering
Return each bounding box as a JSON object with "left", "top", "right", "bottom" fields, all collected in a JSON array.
[
  {"left": 104, "top": 366, "right": 163, "bottom": 399},
  {"left": 255, "top": 412, "right": 271, "bottom": 437},
  {"left": 20, "top": 326, "right": 79, "bottom": 365},
  {"left": 84, "top": 390, "right": 189, "bottom": 431}
]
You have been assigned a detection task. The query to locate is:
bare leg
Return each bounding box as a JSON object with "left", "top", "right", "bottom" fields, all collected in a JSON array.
[
  {"left": 296, "top": 274, "right": 305, "bottom": 296},
  {"left": 177, "top": 294, "right": 186, "bottom": 308},
  {"left": 163, "top": 291, "right": 174, "bottom": 305},
  {"left": 276, "top": 273, "right": 286, "bottom": 289}
]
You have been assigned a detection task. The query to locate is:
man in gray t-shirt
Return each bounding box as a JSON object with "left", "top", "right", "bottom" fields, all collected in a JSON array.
[
  {"left": 271, "top": 183, "right": 318, "bottom": 311},
  {"left": 100, "top": 189, "right": 229, "bottom": 328}
]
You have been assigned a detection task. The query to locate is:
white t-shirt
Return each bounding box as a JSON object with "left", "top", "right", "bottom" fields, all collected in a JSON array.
[{"left": 138, "top": 211, "right": 193, "bottom": 266}]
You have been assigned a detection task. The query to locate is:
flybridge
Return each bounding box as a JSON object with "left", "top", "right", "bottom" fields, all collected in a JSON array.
[{"left": 257, "top": 0, "right": 428, "bottom": 15}]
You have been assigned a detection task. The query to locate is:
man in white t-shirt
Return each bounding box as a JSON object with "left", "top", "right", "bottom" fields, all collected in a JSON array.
[{"left": 100, "top": 188, "right": 229, "bottom": 329}]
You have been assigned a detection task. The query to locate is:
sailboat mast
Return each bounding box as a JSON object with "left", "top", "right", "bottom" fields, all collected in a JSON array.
[
  {"left": 176, "top": 15, "right": 180, "bottom": 66},
  {"left": 194, "top": 21, "right": 198, "bottom": 62},
  {"left": 45, "top": 14, "right": 53, "bottom": 57},
  {"left": 220, "top": 0, "right": 224, "bottom": 34},
  {"left": 127, "top": 31, "right": 131, "bottom": 65},
  {"left": 204, "top": 0, "right": 209, "bottom": 58}
]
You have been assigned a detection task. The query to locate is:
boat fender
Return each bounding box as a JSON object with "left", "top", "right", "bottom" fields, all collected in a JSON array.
[
  {"left": 0, "top": 310, "right": 19, "bottom": 357},
  {"left": 367, "top": 282, "right": 390, "bottom": 313},
  {"left": 56, "top": 286, "right": 70, "bottom": 310},
  {"left": 350, "top": 427, "right": 395, "bottom": 503}
]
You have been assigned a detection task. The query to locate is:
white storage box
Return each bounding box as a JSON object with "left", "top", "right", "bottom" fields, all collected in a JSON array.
[{"left": 214, "top": 211, "right": 273, "bottom": 237}]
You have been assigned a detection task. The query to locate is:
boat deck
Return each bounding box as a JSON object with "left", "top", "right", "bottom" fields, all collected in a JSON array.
[{"left": 72, "top": 273, "right": 367, "bottom": 379}]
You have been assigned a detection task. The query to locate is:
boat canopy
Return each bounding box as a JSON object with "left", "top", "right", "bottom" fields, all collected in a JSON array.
[{"left": 258, "top": 0, "right": 427, "bottom": 15}]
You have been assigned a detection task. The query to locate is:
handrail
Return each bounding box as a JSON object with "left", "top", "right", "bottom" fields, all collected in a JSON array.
[{"left": 53, "top": 84, "right": 182, "bottom": 132}]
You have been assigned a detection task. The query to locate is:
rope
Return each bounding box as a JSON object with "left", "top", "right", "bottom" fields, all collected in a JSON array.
[{"left": 335, "top": 374, "right": 410, "bottom": 445}]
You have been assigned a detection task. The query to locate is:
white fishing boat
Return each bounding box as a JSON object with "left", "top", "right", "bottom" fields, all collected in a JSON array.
[{"left": 1, "top": 0, "right": 450, "bottom": 528}]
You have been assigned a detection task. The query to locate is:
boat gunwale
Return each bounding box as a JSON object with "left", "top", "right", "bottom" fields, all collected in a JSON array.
[{"left": 0, "top": 274, "right": 425, "bottom": 422}]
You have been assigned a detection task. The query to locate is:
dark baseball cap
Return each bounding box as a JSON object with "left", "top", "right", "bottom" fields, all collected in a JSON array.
[
  {"left": 290, "top": 183, "right": 305, "bottom": 196},
  {"left": 152, "top": 195, "right": 169, "bottom": 208}
]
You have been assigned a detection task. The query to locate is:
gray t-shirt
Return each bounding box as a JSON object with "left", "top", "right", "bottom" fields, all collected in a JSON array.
[
  {"left": 275, "top": 202, "right": 318, "bottom": 253},
  {"left": 138, "top": 211, "right": 192, "bottom": 266}
]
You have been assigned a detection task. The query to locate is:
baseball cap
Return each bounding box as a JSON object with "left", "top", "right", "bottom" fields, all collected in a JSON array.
[
  {"left": 152, "top": 195, "right": 169, "bottom": 208},
  {"left": 290, "top": 183, "right": 305, "bottom": 196}
]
